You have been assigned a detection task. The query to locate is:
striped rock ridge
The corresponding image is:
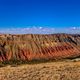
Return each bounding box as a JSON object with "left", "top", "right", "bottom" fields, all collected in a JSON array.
[{"left": 0, "top": 33, "right": 80, "bottom": 61}]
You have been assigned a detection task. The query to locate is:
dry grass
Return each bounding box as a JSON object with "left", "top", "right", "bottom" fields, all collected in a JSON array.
[{"left": 0, "top": 61, "right": 80, "bottom": 80}]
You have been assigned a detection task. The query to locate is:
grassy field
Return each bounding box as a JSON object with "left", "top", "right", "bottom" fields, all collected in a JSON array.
[{"left": 0, "top": 60, "right": 80, "bottom": 80}]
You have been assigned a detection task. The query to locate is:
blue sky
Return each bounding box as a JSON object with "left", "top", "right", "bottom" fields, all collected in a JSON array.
[{"left": 0, "top": 0, "right": 80, "bottom": 34}]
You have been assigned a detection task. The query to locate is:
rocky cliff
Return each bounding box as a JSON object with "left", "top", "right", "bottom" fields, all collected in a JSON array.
[{"left": 0, "top": 33, "right": 80, "bottom": 61}]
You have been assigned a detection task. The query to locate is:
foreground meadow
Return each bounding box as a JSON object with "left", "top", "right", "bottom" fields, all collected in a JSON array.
[{"left": 0, "top": 60, "right": 80, "bottom": 80}]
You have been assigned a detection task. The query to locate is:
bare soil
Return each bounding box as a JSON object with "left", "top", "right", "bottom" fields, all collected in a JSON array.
[{"left": 0, "top": 61, "right": 80, "bottom": 80}]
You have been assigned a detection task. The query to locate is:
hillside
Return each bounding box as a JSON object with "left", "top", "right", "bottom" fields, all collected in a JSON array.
[{"left": 0, "top": 33, "right": 80, "bottom": 62}]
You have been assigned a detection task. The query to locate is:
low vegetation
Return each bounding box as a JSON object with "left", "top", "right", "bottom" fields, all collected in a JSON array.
[{"left": 0, "top": 61, "right": 80, "bottom": 80}]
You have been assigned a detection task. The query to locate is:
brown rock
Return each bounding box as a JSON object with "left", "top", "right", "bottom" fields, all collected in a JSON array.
[{"left": 0, "top": 33, "right": 80, "bottom": 61}]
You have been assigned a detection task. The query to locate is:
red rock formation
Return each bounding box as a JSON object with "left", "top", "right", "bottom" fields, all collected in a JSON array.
[{"left": 0, "top": 33, "right": 80, "bottom": 61}]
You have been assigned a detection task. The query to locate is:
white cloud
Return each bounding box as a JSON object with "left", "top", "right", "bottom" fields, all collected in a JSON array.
[
  {"left": 0, "top": 27, "right": 55, "bottom": 34},
  {"left": 0, "top": 26, "right": 80, "bottom": 34},
  {"left": 39, "top": 27, "right": 43, "bottom": 29},
  {"left": 64, "top": 27, "right": 80, "bottom": 34}
]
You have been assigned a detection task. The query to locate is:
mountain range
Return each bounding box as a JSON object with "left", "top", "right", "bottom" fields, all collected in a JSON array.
[{"left": 0, "top": 33, "right": 80, "bottom": 61}]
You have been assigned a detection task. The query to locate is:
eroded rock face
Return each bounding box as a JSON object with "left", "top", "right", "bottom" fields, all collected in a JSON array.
[{"left": 0, "top": 33, "right": 80, "bottom": 61}]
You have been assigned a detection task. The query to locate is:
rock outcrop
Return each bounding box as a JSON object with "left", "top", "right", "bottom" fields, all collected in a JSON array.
[{"left": 0, "top": 33, "right": 80, "bottom": 61}]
